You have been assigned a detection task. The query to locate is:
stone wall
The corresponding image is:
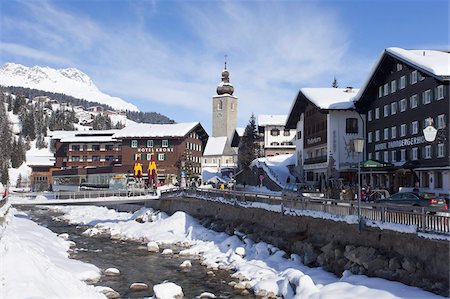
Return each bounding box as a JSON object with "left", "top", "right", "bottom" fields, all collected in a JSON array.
[{"left": 147, "top": 196, "right": 449, "bottom": 296}]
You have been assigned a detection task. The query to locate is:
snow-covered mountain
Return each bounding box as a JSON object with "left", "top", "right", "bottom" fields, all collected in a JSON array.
[{"left": 0, "top": 63, "right": 139, "bottom": 112}]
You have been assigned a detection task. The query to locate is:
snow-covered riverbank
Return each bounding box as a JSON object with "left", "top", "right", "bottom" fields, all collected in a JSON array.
[
  {"left": 50, "top": 205, "right": 444, "bottom": 299},
  {"left": 0, "top": 208, "right": 104, "bottom": 299}
]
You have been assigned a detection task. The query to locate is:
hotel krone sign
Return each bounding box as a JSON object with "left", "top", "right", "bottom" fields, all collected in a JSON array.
[
  {"left": 137, "top": 147, "right": 174, "bottom": 153},
  {"left": 374, "top": 136, "right": 426, "bottom": 151}
]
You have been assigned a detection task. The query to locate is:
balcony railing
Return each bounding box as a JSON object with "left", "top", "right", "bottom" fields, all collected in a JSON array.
[{"left": 304, "top": 155, "right": 328, "bottom": 165}]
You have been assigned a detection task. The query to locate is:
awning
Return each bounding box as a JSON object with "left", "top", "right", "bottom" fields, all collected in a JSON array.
[{"left": 361, "top": 159, "right": 393, "bottom": 168}]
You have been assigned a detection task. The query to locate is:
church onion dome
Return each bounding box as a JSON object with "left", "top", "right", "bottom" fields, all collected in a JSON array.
[{"left": 216, "top": 64, "right": 234, "bottom": 95}]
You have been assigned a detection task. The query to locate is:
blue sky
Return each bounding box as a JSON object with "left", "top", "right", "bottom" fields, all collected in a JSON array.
[{"left": 1, "top": 0, "right": 448, "bottom": 132}]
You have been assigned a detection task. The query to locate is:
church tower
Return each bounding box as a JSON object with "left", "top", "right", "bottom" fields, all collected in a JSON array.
[{"left": 212, "top": 61, "right": 238, "bottom": 138}]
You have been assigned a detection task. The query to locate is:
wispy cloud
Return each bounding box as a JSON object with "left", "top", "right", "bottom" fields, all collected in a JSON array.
[
  {"left": 0, "top": 0, "right": 368, "bottom": 129},
  {"left": 0, "top": 43, "right": 72, "bottom": 65}
]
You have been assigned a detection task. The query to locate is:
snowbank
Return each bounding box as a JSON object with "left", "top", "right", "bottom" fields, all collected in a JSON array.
[
  {"left": 49, "top": 205, "right": 442, "bottom": 299},
  {"left": 0, "top": 209, "right": 104, "bottom": 298}
]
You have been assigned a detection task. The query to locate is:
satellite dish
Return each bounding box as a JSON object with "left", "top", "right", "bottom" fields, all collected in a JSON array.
[{"left": 423, "top": 125, "right": 437, "bottom": 142}]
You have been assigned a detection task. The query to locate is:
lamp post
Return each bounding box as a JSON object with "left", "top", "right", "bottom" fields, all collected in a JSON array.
[{"left": 354, "top": 138, "right": 364, "bottom": 231}]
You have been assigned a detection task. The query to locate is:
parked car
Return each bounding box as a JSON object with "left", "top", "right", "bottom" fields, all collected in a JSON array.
[
  {"left": 282, "top": 183, "right": 324, "bottom": 200},
  {"left": 375, "top": 192, "right": 448, "bottom": 210}
]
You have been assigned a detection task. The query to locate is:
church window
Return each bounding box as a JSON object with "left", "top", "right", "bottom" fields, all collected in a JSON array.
[
  {"left": 218, "top": 100, "right": 223, "bottom": 110},
  {"left": 231, "top": 103, "right": 234, "bottom": 111}
]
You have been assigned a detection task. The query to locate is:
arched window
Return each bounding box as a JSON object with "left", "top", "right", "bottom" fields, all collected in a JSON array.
[
  {"left": 218, "top": 100, "right": 223, "bottom": 110},
  {"left": 231, "top": 102, "right": 234, "bottom": 111}
]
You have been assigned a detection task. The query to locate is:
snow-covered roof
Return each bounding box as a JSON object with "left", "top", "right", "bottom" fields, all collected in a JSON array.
[
  {"left": 59, "top": 136, "right": 117, "bottom": 143},
  {"left": 235, "top": 127, "right": 245, "bottom": 136},
  {"left": 300, "top": 88, "right": 359, "bottom": 110},
  {"left": 203, "top": 136, "right": 227, "bottom": 156},
  {"left": 49, "top": 129, "right": 118, "bottom": 140},
  {"left": 113, "top": 122, "right": 200, "bottom": 138},
  {"left": 258, "top": 115, "right": 287, "bottom": 126},
  {"left": 26, "top": 156, "right": 55, "bottom": 166},
  {"left": 386, "top": 47, "right": 450, "bottom": 77},
  {"left": 354, "top": 47, "right": 450, "bottom": 103}
]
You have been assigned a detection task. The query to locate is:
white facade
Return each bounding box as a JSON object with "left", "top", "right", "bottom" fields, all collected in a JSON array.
[{"left": 258, "top": 115, "right": 296, "bottom": 157}]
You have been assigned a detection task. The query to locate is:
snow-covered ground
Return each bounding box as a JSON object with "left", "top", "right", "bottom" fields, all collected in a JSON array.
[
  {"left": 41, "top": 204, "right": 443, "bottom": 299},
  {"left": 0, "top": 208, "right": 104, "bottom": 299}
]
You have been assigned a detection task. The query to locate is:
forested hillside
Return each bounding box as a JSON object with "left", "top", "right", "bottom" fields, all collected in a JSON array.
[{"left": 2, "top": 86, "right": 175, "bottom": 124}]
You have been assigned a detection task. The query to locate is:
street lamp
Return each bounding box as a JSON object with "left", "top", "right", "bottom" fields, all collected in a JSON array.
[{"left": 354, "top": 138, "right": 364, "bottom": 231}]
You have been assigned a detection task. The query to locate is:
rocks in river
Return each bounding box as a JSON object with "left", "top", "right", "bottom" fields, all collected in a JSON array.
[
  {"left": 180, "top": 260, "right": 192, "bottom": 268},
  {"left": 104, "top": 268, "right": 120, "bottom": 276},
  {"left": 57, "top": 233, "right": 69, "bottom": 240},
  {"left": 153, "top": 282, "right": 184, "bottom": 299},
  {"left": 198, "top": 292, "right": 216, "bottom": 298},
  {"left": 67, "top": 241, "right": 76, "bottom": 247},
  {"left": 96, "top": 286, "right": 120, "bottom": 299},
  {"left": 129, "top": 282, "right": 149, "bottom": 291},
  {"left": 147, "top": 241, "right": 160, "bottom": 252},
  {"left": 161, "top": 248, "right": 173, "bottom": 255}
]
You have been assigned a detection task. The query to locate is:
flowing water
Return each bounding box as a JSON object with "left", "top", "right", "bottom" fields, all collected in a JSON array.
[{"left": 22, "top": 207, "right": 254, "bottom": 299}]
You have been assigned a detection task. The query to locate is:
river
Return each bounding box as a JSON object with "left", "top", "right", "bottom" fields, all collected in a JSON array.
[{"left": 22, "top": 206, "right": 255, "bottom": 299}]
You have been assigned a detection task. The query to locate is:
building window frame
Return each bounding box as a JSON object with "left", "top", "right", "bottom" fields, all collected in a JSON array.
[
  {"left": 375, "top": 108, "right": 380, "bottom": 119},
  {"left": 383, "top": 105, "right": 389, "bottom": 117},
  {"left": 368, "top": 110, "right": 372, "bottom": 122},
  {"left": 131, "top": 140, "right": 138, "bottom": 148},
  {"left": 345, "top": 118, "right": 358, "bottom": 134},
  {"left": 424, "top": 145, "right": 432, "bottom": 159},
  {"left": 147, "top": 140, "right": 154, "bottom": 147},
  {"left": 158, "top": 153, "right": 165, "bottom": 161},
  {"left": 391, "top": 80, "right": 397, "bottom": 93},
  {"left": 438, "top": 143, "right": 445, "bottom": 158},
  {"left": 375, "top": 130, "right": 380, "bottom": 142},
  {"left": 162, "top": 139, "right": 169, "bottom": 147},
  {"left": 410, "top": 70, "right": 418, "bottom": 85},
  {"left": 411, "top": 121, "right": 419, "bottom": 135},
  {"left": 410, "top": 94, "right": 418, "bottom": 108},
  {"left": 423, "top": 89, "right": 432, "bottom": 104},
  {"left": 400, "top": 99, "right": 407, "bottom": 112},
  {"left": 368, "top": 131, "right": 372, "bottom": 143},
  {"left": 399, "top": 76, "right": 406, "bottom": 89},
  {"left": 400, "top": 149, "right": 406, "bottom": 161},
  {"left": 437, "top": 114, "right": 446, "bottom": 129},
  {"left": 400, "top": 124, "right": 406, "bottom": 137},
  {"left": 436, "top": 85, "right": 444, "bottom": 100},
  {"left": 391, "top": 102, "right": 397, "bottom": 115},
  {"left": 412, "top": 147, "right": 418, "bottom": 160},
  {"left": 384, "top": 128, "right": 389, "bottom": 140},
  {"left": 391, "top": 126, "right": 397, "bottom": 139},
  {"left": 270, "top": 128, "right": 280, "bottom": 136}
]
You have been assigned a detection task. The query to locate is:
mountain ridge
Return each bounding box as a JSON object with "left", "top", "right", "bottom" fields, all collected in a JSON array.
[{"left": 0, "top": 62, "right": 139, "bottom": 112}]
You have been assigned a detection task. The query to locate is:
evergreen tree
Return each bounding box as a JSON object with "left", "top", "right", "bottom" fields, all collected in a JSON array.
[
  {"left": 11, "top": 138, "right": 20, "bottom": 168},
  {"left": 0, "top": 164, "right": 9, "bottom": 186},
  {"left": 92, "top": 114, "right": 112, "bottom": 130},
  {"left": 7, "top": 94, "right": 13, "bottom": 111},
  {"left": 238, "top": 114, "right": 258, "bottom": 170},
  {"left": 17, "top": 136, "right": 26, "bottom": 164},
  {"left": 332, "top": 77, "right": 339, "bottom": 88},
  {"left": 12, "top": 94, "right": 26, "bottom": 114},
  {"left": 0, "top": 97, "right": 12, "bottom": 185},
  {"left": 21, "top": 108, "right": 36, "bottom": 140},
  {"left": 48, "top": 110, "right": 77, "bottom": 131},
  {"left": 16, "top": 174, "right": 22, "bottom": 188}
]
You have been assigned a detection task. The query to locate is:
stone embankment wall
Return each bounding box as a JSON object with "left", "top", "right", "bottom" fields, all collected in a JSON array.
[{"left": 147, "top": 197, "right": 449, "bottom": 297}]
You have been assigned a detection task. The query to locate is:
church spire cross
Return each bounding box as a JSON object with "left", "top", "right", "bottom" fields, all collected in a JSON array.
[{"left": 224, "top": 54, "right": 228, "bottom": 70}]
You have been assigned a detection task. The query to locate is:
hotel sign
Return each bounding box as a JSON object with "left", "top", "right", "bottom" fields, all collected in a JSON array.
[
  {"left": 307, "top": 136, "right": 322, "bottom": 145},
  {"left": 374, "top": 136, "right": 426, "bottom": 151},
  {"left": 137, "top": 147, "right": 174, "bottom": 153}
]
